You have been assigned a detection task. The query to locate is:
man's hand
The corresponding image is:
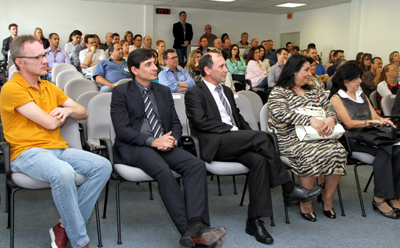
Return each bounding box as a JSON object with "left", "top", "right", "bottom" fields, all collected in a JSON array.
[
  {"left": 90, "top": 46, "right": 96, "bottom": 53},
  {"left": 50, "top": 107, "right": 73, "bottom": 123},
  {"left": 80, "top": 63, "right": 88, "bottom": 69},
  {"left": 152, "top": 131, "right": 175, "bottom": 151},
  {"left": 183, "top": 41, "right": 189, "bottom": 47}
]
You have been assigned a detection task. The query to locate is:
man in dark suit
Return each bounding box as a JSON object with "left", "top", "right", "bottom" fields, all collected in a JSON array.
[
  {"left": 111, "top": 48, "right": 226, "bottom": 248},
  {"left": 185, "top": 52, "right": 322, "bottom": 245},
  {"left": 173, "top": 11, "right": 193, "bottom": 67}
]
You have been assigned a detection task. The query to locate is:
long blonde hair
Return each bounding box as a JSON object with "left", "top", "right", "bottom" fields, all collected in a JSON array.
[{"left": 186, "top": 50, "right": 202, "bottom": 71}]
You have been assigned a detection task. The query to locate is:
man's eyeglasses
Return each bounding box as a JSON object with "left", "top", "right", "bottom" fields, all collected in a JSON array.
[
  {"left": 18, "top": 53, "right": 47, "bottom": 62},
  {"left": 168, "top": 56, "right": 179, "bottom": 60}
]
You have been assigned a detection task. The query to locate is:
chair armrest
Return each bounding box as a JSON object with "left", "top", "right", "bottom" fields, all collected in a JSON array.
[
  {"left": 339, "top": 131, "right": 353, "bottom": 158},
  {"left": 78, "top": 121, "right": 88, "bottom": 151},
  {"left": 99, "top": 138, "right": 114, "bottom": 165},
  {"left": 180, "top": 135, "right": 201, "bottom": 158}
]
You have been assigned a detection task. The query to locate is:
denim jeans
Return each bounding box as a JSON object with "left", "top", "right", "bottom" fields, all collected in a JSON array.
[
  {"left": 175, "top": 47, "right": 187, "bottom": 68},
  {"left": 256, "top": 76, "right": 269, "bottom": 88},
  {"left": 99, "top": 85, "right": 113, "bottom": 92},
  {"left": 11, "top": 148, "right": 112, "bottom": 248}
]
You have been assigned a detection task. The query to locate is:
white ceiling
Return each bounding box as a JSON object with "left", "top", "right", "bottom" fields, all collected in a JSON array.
[{"left": 82, "top": 0, "right": 352, "bottom": 14}]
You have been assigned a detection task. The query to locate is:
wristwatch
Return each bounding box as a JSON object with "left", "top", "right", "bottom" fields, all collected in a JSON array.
[{"left": 177, "top": 81, "right": 180, "bottom": 86}]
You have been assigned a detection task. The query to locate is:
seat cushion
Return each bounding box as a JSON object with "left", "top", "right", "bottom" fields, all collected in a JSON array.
[
  {"left": 114, "top": 163, "right": 181, "bottom": 182},
  {"left": 352, "top": 152, "right": 375, "bottom": 164},
  {"left": 280, "top": 156, "right": 291, "bottom": 166},
  {"left": 12, "top": 173, "right": 86, "bottom": 189},
  {"left": 205, "top": 161, "right": 249, "bottom": 176}
]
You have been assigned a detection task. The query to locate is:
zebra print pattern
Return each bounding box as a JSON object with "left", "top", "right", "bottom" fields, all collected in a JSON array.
[{"left": 267, "top": 86, "right": 346, "bottom": 177}]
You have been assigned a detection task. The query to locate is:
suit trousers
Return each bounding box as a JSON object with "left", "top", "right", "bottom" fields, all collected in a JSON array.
[
  {"left": 131, "top": 146, "right": 209, "bottom": 234},
  {"left": 213, "top": 130, "right": 291, "bottom": 218},
  {"left": 351, "top": 142, "right": 400, "bottom": 199}
]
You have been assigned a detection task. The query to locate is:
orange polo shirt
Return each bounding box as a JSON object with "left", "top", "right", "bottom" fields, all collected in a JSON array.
[{"left": 1, "top": 73, "right": 69, "bottom": 161}]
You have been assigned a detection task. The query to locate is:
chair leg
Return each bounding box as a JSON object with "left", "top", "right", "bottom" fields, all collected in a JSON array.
[
  {"left": 232, "top": 176, "right": 237, "bottom": 195},
  {"left": 283, "top": 197, "right": 290, "bottom": 224},
  {"left": 363, "top": 171, "right": 374, "bottom": 192},
  {"left": 116, "top": 181, "right": 123, "bottom": 245},
  {"left": 336, "top": 184, "right": 346, "bottom": 217},
  {"left": 210, "top": 175, "right": 214, "bottom": 181},
  {"left": 354, "top": 164, "right": 367, "bottom": 217},
  {"left": 270, "top": 216, "right": 275, "bottom": 227},
  {"left": 102, "top": 180, "right": 110, "bottom": 219},
  {"left": 239, "top": 176, "right": 248, "bottom": 206},
  {"left": 217, "top": 176, "right": 222, "bottom": 196},
  {"left": 149, "top": 182, "right": 154, "bottom": 200},
  {"left": 10, "top": 188, "right": 18, "bottom": 248},
  {"left": 94, "top": 201, "right": 103, "bottom": 247},
  {"left": 6, "top": 183, "right": 11, "bottom": 214}
]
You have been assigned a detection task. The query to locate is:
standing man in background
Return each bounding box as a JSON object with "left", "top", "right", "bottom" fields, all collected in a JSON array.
[
  {"left": 2, "top": 23, "right": 18, "bottom": 61},
  {"left": 173, "top": 11, "right": 193, "bottom": 67}
]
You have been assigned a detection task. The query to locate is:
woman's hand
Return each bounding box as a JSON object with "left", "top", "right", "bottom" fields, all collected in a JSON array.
[
  {"left": 380, "top": 118, "right": 395, "bottom": 127},
  {"left": 321, "top": 117, "right": 335, "bottom": 136},
  {"left": 310, "top": 117, "right": 325, "bottom": 137}
]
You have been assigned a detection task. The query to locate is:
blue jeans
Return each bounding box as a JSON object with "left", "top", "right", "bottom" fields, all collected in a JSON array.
[
  {"left": 175, "top": 47, "right": 187, "bottom": 68},
  {"left": 11, "top": 148, "right": 112, "bottom": 248},
  {"left": 99, "top": 85, "right": 113, "bottom": 92}
]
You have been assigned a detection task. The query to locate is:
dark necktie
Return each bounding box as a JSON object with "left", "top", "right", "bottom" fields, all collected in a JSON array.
[
  {"left": 215, "top": 85, "right": 236, "bottom": 127},
  {"left": 143, "top": 87, "right": 163, "bottom": 138}
]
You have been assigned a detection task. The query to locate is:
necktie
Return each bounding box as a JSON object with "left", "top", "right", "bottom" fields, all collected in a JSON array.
[
  {"left": 143, "top": 87, "right": 163, "bottom": 138},
  {"left": 215, "top": 85, "right": 237, "bottom": 127}
]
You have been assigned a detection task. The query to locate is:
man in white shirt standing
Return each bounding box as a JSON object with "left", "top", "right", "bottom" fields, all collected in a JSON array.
[{"left": 79, "top": 34, "right": 105, "bottom": 78}]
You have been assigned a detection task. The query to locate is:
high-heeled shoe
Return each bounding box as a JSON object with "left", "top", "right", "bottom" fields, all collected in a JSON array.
[
  {"left": 386, "top": 199, "right": 400, "bottom": 213},
  {"left": 300, "top": 211, "right": 317, "bottom": 222},
  {"left": 318, "top": 188, "right": 336, "bottom": 219},
  {"left": 372, "top": 198, "right": 400, "bottom": 219}
]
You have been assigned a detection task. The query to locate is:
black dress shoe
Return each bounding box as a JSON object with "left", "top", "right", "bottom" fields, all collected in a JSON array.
[
  {"left": 245, "top": 218, "right": 274, "bottom": 245},
  {"left": 300, "top": 211, "right": 317, "bottom": 222},
  {"left": 283, "top": 185, "right": 322, "bottom": 207},
  {"left": 194, "top": 239, "right": 223, "bottom": 248},
  {"left": 180, "top": 223, "right": 227, "bottom": 247},
  {"left": 323, "top": 209, "right": 336, "bottom": 219}
]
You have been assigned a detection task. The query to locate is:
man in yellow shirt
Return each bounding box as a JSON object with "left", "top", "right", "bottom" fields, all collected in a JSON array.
[{"left": 0, "top": 35, "right": 112, "bottom": 248}]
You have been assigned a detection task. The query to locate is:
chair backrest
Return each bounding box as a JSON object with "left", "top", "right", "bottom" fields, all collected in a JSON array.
[
  {"left": 60, "top": 118, "right": 83, "bottom": 150},
  {"left": 56, "top": 70, "right": 84, "bottom": 91},
  {"left": 234, "top": 94, "right": 259, "bottom": 130},
  {"left": 237, "top": 90, "right": 263, "bottom": 122},
  {"left": 369, "top": 91, "right": 378, "bottom": 109},
  {"left": 115, "top": 78, "right": 132, "bottom": 86},
  {"left": 64, "top": 78, "right": 99, "bottom": 101},
  {"left": 8, "top": 64, "right": 16, "bottom": 74},
  {"left": 7, "top": 50, "right": 14, "bottom": 69},
  {"left": 259, "top": 103, "right": 269, "bottom": 131},
  {"left": 87, "top": 93, "right": 112, "bottom": 146},
  {"left": 52, "top": 63, "right": 77, "bottom": 84},
  {"left": 8, "top": 70, "right": 18, "bottom": 81},
  {"left": 76, "top": 91, "right": 102, "bottom": 111},
  {"left": 172, "top": 93, "right": 188, "bottom": 135},
  {"left": 381, "top": 94, "right": 396, "bottom": 116}
]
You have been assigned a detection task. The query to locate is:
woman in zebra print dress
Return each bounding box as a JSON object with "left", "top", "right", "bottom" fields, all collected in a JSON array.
[{"left": 267, "top": 55, "right": 346, "bottom": 222}]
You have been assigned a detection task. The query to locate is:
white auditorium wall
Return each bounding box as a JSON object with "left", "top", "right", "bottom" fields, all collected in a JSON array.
[
  {"left": 0, "top": 0, "right": 279, "bottom": 60},
  {"left": 279, "top": 0, "right": 400, "bottom": 65}
]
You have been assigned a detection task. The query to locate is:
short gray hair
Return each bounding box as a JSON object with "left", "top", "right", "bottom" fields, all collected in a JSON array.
[
  {"left": 10, "top": 35, "right": 38, "bottom": 70},
  {"left": 335, "top": 58, "right": 347, "bottom": 68}
]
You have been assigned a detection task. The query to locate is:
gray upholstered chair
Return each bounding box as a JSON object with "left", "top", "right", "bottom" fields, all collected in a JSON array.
[
  {"left": 64, "top": 78, "right": 99, "bottom": 101},
  {"left": 381, "top": 94, "right": 396, "bottom": 116},
  {"left": 51, "top": 63, "right": 76, "bottom": 84},
  {"left": 115, "top": 78, "right": 132, "bottom": 86},
  {"left": 237, "top": 90, "right": 263, "bottom": 123},
  {"left": 56, "top": 70, "right": 84, "bottom": 91},
  {"left": 369, "top": 91, "right": 379, "bottom": 110}
]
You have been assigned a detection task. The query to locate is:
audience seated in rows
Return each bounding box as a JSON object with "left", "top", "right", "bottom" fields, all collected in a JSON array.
[
  {"left": 156, "top": 40, "right": 166, "bottom": 68},
  {"left": 376, "top": 63, "right": 400, "bottom": 108},
  {"left": 143, "top": 36, "right": 152, "bottom": 50},
  {"left": 360, "top": 53, "right": 372, "bottom": 73},
  {"left": 245, "top": 47, "right": 268, "bottom": 89},
  {"left": 99, "top": 32, "right": 113, "bottom": 50},
  {"left": 243, "top": 38, "right": 259, "bottom": 59},
  {"left": 361, "top": 57, "right": 382, "bottom": 97},
  {"left": 306, "top": 47, "right": 329, "bottom": 83},
  {"left": 226, "top": 44, "right": 247, "bottom": 83},
  {"left": 79, "top": 34, "right": 105, "bottom": 78},
  {"left": 158, "top": 49, "right": 195, "bottom": 93},
  {"left": 129, "top": 34, "right": 142, "bottom": 52},
  {"left": 264, "top": 39, "right": 277, "bottom": 66},
  {"left": 200, "top": 24, "right": 217, "bottom": 47},
  {"left": 65, "top": 30, "right": 82, "bottom": 59},
  {"left": 120, "top": 39, "right": 129, "bottom": 60},
  {"left": 185, "top": 49, "right": 202, "bottom": 84},
  {"left": 324, "top": 50, "right": 336, "bottom": 70},
  {"left": 198, "top": 37, "right": 210, "bottom": 55},
  {"left": 124, "top": 31, "right": 133, "bottom": 45},
  {"left": 45, "top": 33, "right": 70, "bottom": 81},
  {"left": 327, "top": 50, "right": 345, "bottom": 77},
  {"left": 268, "top": 48, "right": 287, "bottom": 87},
  {"left": 258, "top": 45, "right": 270, "bottom": 72},
  {"left": 212, "top": 38, "right": 227, "bottom": 60}
]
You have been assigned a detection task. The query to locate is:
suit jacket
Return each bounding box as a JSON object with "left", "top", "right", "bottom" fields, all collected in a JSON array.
[
  {"left": 173, "top": 21, "right": 193, "bottom": 49},
  {"left": 212, "top": 49, "right": 228, "bottom": 60},
  {"left": 111, "top": 80, "right": 182, "bottom": 165},
  {"left": 41, "top": 37, "right": 50, "bottom": 49},
  {"left": 185, "top": 80, "right": 251, "bottom": 162},
  {"left": 2, "top": 36, "right": 13, "bottom": 61}
]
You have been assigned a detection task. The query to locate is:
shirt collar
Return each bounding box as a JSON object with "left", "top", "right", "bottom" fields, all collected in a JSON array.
[
  {"left": 45, "top": 47, "right": 61, "bottom": 53},
  {"left": 12, "top": 72, "right": 46, "bottom": 90},
  {"left": 203, "top": 79, "right": 219, "bottom": 93},
  {"left": 338, "top": 87, "right": 363, "bottom": 101},
  {"left": 165, "top": 66, "right": 180, "bottom": 73}
]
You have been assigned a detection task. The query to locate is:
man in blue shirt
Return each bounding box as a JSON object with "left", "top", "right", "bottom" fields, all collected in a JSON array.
[
  {"left": 93, "top": 42, "right": 130, "bottom": 92},
  {"left": 159, "top": 49, "right": 195, "bottom": 93},
  {"left": 306, "top": 47, "right": 329, "bottom": 83},
  {"left": 45, "top": 33, "right": 70, "bottom": 81}
]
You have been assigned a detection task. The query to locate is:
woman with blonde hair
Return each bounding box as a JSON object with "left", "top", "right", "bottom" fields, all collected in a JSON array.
[
  {"left": 33, "top": 27, "right": 49, "bottom": 49},
  {"left": 156, "top": 40, "right": 166, "bottom": 68},
  {"left": 185, "top": 49, "right": 202, "bottom": 83},
  {"left": 376, "top": 63, "right": 400, "bottom": 108},
  {"left": 324, "top": 50, "right": 335, "bottom": 70}
]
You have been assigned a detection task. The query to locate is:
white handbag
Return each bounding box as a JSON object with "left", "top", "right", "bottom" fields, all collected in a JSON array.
[{"left": 294, "top": 106, "right": 345, "bottom": 141}]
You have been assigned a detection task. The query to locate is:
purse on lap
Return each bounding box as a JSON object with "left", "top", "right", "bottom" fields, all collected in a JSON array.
[{"left": 294, "top": 106, "right": 345, "bottom": 141}]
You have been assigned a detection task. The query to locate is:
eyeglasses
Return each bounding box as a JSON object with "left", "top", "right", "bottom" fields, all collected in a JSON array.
[
  {"left": 168, "top": 56, "right": 179, "bottom": 60},
  {"left": 18, "top": 53, "right": 47, "bottom": 62}
]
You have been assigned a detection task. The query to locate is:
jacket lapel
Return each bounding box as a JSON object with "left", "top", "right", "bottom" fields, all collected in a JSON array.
[{"left": 199, "top": 80, "right": 223, "bottom": 121}]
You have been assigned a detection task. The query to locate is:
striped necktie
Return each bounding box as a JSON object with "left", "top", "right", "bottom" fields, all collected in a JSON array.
[
  {"left": 143, "top": 87, "right": 163, "bottom": 138},
  {"left": 215, "top": 85, "right": 237, "bottom": 127}
]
